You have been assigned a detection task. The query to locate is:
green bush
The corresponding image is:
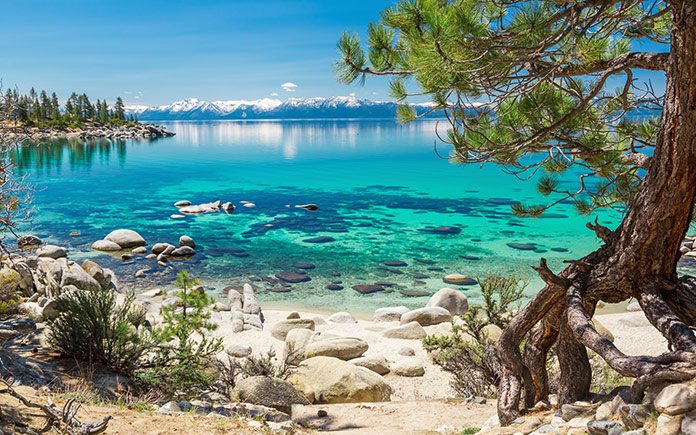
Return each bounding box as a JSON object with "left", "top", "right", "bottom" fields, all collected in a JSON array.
[
  {"left": 133, "top": 271, "right": 223, "bottom": 398},
  {"left": 46, "top": 288, "right": 154, "bottom": 373},
  {"left": 423, "top": 275, "right": 526, "bottom": 398},
  {"left": 213, "top": 349, "right": 292, "bottom": 395},
  {"left": 47, "top": 271, "right": 224, "bottom": 399},
  {"left": 0, "top": 268, "right": 24, "bottom": 320}
]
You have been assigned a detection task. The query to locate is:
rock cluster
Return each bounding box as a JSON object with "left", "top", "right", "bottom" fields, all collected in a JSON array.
[
  {"left": 481, "top": 382, "right": 696, "bottom": 435},
  {"left": 90, "top": 229, "right": 198, "bottom": 273},
  {"left": 2, "top": 242, "right": 120, "bottom": 320},
  {"left": 680, "top": 235, "right": 696, "bottom": 259},
  {"left": 226, "top": 284, "right": 264, "bottom": 332},
  {"left": 4, "top": 122, "right": 175, "bottom": 140},
  {"left": 175, "top": 200, "right": 235, "bottom": 215}
]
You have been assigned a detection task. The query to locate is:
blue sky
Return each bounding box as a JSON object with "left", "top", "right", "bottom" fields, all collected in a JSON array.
[
  {"left": 0, "top": 0, "right": 397, "bottom": 105},
  {"left": 0, "top": 0, "right": 667, "bottom": 106}
]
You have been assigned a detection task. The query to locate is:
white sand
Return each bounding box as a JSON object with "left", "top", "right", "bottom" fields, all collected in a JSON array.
[{"left": 138, "top": 292, "right": 670, "bottom": 404}]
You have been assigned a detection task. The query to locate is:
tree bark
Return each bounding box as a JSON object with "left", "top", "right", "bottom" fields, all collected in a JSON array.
[{"left": 497, "top": 2, "right": 696, "bottom": 424}]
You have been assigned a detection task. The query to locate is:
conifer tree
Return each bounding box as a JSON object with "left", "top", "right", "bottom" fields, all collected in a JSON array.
[
  {"left": 339, "top": 0, "right": 696, "bottom": 424},
  {"left": 114, "top": 97, "right": 125, "bottom": 121}
]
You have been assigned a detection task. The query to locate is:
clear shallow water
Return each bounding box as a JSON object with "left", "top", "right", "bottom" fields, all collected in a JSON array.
[{"left": 11, "top": 120, "right": 625, "bottom": 314}]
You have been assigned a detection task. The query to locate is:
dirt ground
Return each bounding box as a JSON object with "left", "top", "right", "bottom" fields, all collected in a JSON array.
[{"left": 0, "top": 385, "right": 311, "bottom": 435}]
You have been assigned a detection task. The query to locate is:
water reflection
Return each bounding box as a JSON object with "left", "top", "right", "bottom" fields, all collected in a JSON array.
[{"left": 11, "top": 138, "right": 130, "bottom": 175}]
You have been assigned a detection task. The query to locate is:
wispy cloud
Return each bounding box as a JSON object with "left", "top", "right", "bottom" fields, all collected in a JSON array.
[
  {"left": 281, "top": 82, "right": 298, "bottom": 92},
  {"left": 270, "top": 92, "right": 278, "bottom": 96}
]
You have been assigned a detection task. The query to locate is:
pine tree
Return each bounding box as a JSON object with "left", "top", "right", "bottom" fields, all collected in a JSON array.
[
  {"left": 50, "top": 92, "right": 60, "bottom": 121},
  {"left": 114, "top": 97, "right": 125, "bottom": 121},
  {"left": 340, "top": 1, "right": 696, "bottom": 425}
]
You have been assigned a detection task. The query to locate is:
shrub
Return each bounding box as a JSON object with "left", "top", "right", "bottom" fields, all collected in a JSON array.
[
  {"left": 46, "top": 288, "right": 154, "bottom": 373},
  {"left": 133, "top": 271, "right": 223, "bottom": 398},
  {"left": 213, "top": 349, "right": 293, "bottom": 396},
  {"left": 0, "top": 268, "right": 24, "bottom": 320},
  {"left": 423, "top": 275, "right": 526, "bottom": 398}
]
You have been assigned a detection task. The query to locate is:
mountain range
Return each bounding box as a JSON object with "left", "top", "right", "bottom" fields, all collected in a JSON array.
[{"left": 125, "top": 96, "right": 447, "bottom": 121}]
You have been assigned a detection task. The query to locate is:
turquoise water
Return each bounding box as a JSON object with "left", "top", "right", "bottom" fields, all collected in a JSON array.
[{"left": 11, "top": 120, "right": 625, "bottom": 314}]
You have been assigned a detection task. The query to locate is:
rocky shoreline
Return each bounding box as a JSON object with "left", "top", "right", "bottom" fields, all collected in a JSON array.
[{"left": 2, "top": 121, "right": 174, "bottom": 140}]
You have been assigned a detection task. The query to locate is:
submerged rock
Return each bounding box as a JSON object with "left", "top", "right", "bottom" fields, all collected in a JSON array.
[
  {"left": 506, "top": 242, "right": 537, "bottom": 251},
  {"left": 442, "top": 274, "right": 477, "bottom": 285},
  {"left": 276, "top": 271, "right": 311, "bottom": 283},
  {"left": 303, "top": 236, "right": 335, "bottom": 244},
  {"left": 352, "top": 284, "right": 385, "bottom": 294}
]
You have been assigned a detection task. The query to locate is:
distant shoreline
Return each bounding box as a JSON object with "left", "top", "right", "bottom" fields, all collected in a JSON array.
[{"left": 1, "top": 121, "right": 175, "bottom": 140}]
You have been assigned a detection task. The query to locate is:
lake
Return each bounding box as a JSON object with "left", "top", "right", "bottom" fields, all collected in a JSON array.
[{"left": 11, "top": 120, "right": 624, "bottom": 314}]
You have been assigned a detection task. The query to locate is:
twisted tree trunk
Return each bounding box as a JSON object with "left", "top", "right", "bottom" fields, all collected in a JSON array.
[{"left": 497, "top": 1, "right": 696, "bottom": 424}]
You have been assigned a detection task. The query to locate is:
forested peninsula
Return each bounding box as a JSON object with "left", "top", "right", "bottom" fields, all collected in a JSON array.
[{"left": 0, "top": 88, "right": 173, "bottom": 139}]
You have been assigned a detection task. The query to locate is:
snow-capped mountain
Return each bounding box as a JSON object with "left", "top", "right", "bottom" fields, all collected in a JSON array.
[{"left": 126, "top": 96, "right": 447, "bottom": 120}]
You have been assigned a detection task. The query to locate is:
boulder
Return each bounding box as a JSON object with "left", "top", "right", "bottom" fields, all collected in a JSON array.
[
  {"left": 289, "top": 356, "right": 392, "bottom": 404},
  {"left": 350, "top": 356, "right": 390, "bottom": 375},
  {"left": 104, "top": 229, "right": 146, "bottom": 248},
  {"left": 271, "top": 319, "right": 315, "bottom": 341},
  {"left": 17, "top": 234, "right": 42, "bottom": 248},
  {"left": 682, "top": 410, "right": 696, "bottom": 435},
  {"left": 304, "top": 337, "right": 369, "bottom": 360},
  {"left": 400, "top": 307, "right": 452, "bottom": 326},
  {"left": 225, "top": 344, "right": 252, "bottom": 358},
  {"left": 398, "top": 346, "right": 415, "bottom": 356},
  {"left": 655, "top": 383, "right": 696, "bottom": 415},
  {"left": 231, "top": 376, "right": 309, "bottom": 414},
  {"left": 592, "top": 318, "right": 615, "bottom": 342},
  {"left": 227, "top": 288, "right": 243, "bottom": 310},
  {"left": 81, "top": 260, "right": 110, "bottom": 288},
  {"left": 295, "top": 204, "right": 319, "bottom": 211},
  {"left": 373, "top": 306, "right": 410, "bottom": 322},
  {"left": 171, "top": 246, "right": 195, "bottom": 257},
  {"left": 426, "top": 288, "right": 468, "bottom": 315},
  {"left": 352, "top": 284, "right": 384, "bottom": 294},
  {"left": 179, "top": 235, "right": 195, "bottom": 248},
  {"left": 60, "top": 262, "right": 101, "bottom": 291},
  {"left": 36, "top": 244, "right": 67, "bottom": 259},
  {"left": 391, "top": 360, "right": 425, "bottom": 377},
  {"left": 328, "top": 312, "right": 357, "bottom": 324},
  {"left": 151, "top": 243, "right": 174, "bottom": 255},
  {"left": 242, "top": 284, "right": 261, "bottom": 315},
  {"left": 276, "top": 271, "right": 311, "bottom": 283},
  {"left": 381, "top": 321, "right": 427, "bottom": 340},
  {"left": 482, "top": 324, "right": 503, "bottom": 343},
  {"left": 626, "top": 301, "right": 642, "bottom": 312},
  {"left": 657, "top": 413, "right": 684, "bottom": 435},
  {"left": 91, "top": 239, "right": 122, "bottom": 251},
  {"left": 442, "top": 274, "right": 477, "bottom": 286},
  {"left": 284, "top": 328, "right": 317, "bottom": 365}
]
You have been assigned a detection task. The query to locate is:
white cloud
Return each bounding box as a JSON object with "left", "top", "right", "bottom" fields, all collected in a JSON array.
[
  {"left": 349, "top": 92, "right": 356, "bottom": 97},
  {"left": 270, "top": 92, "right": 278, "bottom": 96},
  {"left": 281, "top": 82, "right": 298, "bottom": 92}
]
